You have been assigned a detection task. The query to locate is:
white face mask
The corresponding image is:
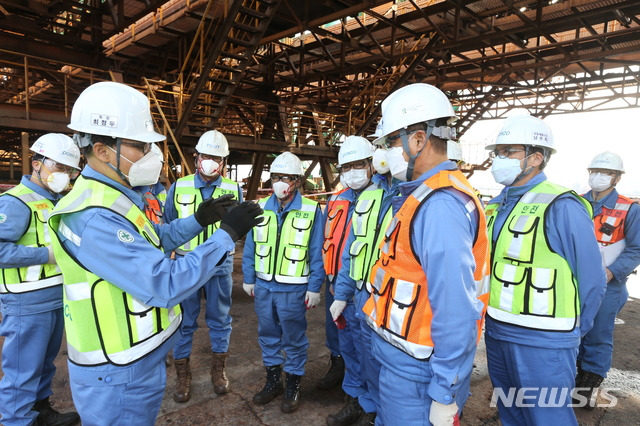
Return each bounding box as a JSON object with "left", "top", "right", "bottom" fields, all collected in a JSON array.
[
  {"left": 341, "top": 169, "right": 370, "bottom": 190},
  {"left": 272, "top": 181, "right": 292, "bottom": 199},
  {"left": 372, "top": 149, "right": 390, "bottom": 174},
  {"left": 589, "top": 172, "right": 613, "bottom": 192},
  {"left": 386, "top": 147, "right": 409, "bottom": 181},
  {"left": 491, "top": 157, "right": 523, "bottom": 186},
  {"left": 110, "top": 147, "right": 163, "bottom": 187},
  {"left": 199, "top": 159, "right": 220, "bottom": 177},
  {"left": 46, "top": 172, "right": 71, "bottom": 193}
]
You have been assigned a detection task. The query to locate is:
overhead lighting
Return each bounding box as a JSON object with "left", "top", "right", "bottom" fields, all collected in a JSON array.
[
  {"left": 550, "top": 0, "right": 558, "bottom": 4},
  {"left": 520, "top": 7, "right": 527, "bottom": 12}
]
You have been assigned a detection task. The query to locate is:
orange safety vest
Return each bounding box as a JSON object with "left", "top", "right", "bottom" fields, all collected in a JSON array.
[
  {"left": 592, "top": 194, "right": 634, "bottom": 245},
  {"left": 143, "top": 192, "right": 163, "bottom": 225},
  {"left": 322, "top": 189, "right": 351, "bottom": 280},
  {"left": 362, "top": 170, "right": 490, "bottom": 359}
]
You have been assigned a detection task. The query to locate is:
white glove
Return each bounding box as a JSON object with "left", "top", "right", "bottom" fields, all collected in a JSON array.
[
  {"left": 330, "top": 300, "right": 347, "bottom": 321},
  {"left": 243, "top": 283, "right": 255, "bottom": 297},
  {"left": 46, "top": 245, "right": 56, "bottom": 264},
  {"left": 429, "top": 401, "right": 459, "bottom": 426},
  {"left": 305, "top": 291, "right": 321, "bottom": 309}
]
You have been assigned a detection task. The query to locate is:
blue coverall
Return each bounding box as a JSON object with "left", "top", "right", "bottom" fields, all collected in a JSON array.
[
  {"left": 242, "top": 191, "right": 325, "bottom": 375},
  {"left": 369, "top": 161, "right": 483, "bottom": 425},
  {"left": 0, "top": 176, "right": 64, "bottom": 426},
  {"left": 55, "top": 166, "right": 236, "bottom": 425},
  {"left": 486, "top": 172, "right": 606, "bottom": 426},
  {"left": 332, "top": 173, "right": 395, "bottom": 414},
  {"left": 164, "top": 172, "right": 243, "bottom": 358},
  {"left": 578, "top": 189, "right": 640, "bottom": 377}
]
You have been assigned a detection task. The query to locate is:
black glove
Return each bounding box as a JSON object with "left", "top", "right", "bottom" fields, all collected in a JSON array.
[
  {"left": 194, "top": 194, "right": 236, "bottom": 227},
  {"left": 219, "top": 201, "right": 264, "bottom": 242}
]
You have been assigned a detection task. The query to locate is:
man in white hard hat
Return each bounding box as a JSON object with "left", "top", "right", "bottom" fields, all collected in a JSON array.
[
  {"left": 360, "top": 83, "right": 490, "bottom": 425},
  {"left": 325, "top": 136, "right": 395, "bottom": 425},
  {"left": 0, "top": 133, "right": 81, "bottom": 426},
  {"left": 163, "top": 130, "right": 243, "bottom": 402},
  {"left": 575, "top": 151, "right": 640, "bottom": 407},
  {"left": 484, "top": 115, "right": 606, "bottom": 424},
  {"left": 48, "top": 81, "right": 262, "bottom": 424},
  {"left": 242, "top": 151, "right": 325, "bottom": 414}
]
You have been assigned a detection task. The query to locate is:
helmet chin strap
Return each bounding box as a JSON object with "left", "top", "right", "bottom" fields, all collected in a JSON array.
[
  {"left": 399, "top": 121, "right": 436, "bottom": 181},
  {"left": 106, "top": 139, "right": 132, "bottom": 186}
]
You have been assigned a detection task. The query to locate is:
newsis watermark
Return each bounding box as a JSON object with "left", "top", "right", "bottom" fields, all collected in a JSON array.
[{"left": 490, "top": 387, "right": 619, "bottom": 408}]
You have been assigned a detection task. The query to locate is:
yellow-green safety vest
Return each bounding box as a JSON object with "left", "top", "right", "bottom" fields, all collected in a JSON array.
[
  {"left": 348, "top": 186, "right": 389, "bottom": 290},
  {"left": 486, "top": 181, "right": 592, "bottom": 331},
  {"left": 49, "top": 176, "right": 182, "bottom": 366},
  {"left": 173, "top": 174, "right": 240, "bottom": 255},
  {"left": 254, "top": 196, "right": 318, "bottom": 284},
  {"left": 0, "top": 184, "right": 62, "bottom": 293}
]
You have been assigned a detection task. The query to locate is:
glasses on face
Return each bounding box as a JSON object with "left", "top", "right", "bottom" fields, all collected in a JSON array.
[
  {"left": 271, "top": 174, "right": 295, "bottom": 183},
  {"left": 200, "top": 154, "right": 224, "bottom": 163},
  {"left": 42, "top": 159, "right": 79, "bottom": 179},
  {"left": 490, "top": 147, "right": 525, "bottom": 159},
  {"left": 383, "top": 130, "right": 418, "bottom": 149},
  {"left": 340, "top": 160, "right": 369, "bottom": 173},
  {"left": 589, "top": 169, "right": 618, "bottom": 177},
  {"left": 122, "top": 140, "right": 151, "bottom": 154}
]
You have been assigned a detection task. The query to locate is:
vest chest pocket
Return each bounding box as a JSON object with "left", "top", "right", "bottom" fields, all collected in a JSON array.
[
  {"left": 491, "top": 261, "right": 528, "bottom": 315},
  {"left": 353, "top": 199, "right": 375, "bottom": 237},
  {"left": 289, "top": 217, "right": 312, "bottom": 246},
  {"left": 385, "top": 279, "right": 419, "bottom": 339},
  {"left": 176, "top": 194, "right": 196, "bottom": 218},
  {"left": 280, "top": 246, "right": 309, "bottom": 276},
  {"left": 325, "top": 207, "right": 344, "bottom": 239},
  {"left": 503, "top": 215, "right": 538, "bottom": 263},
  {"left": 254, "top": 215, "right": 271, "bottom": 243},
  {"left": 349, "top": 240, "right": 369, "bottom": 281},
  {"left": 527, "top": 267, "right": 557, "bottom": 317},
  {"left": 124, "top": 296, "right": 160, "bottom": 345},
  {"left": 380, "top": 218, "right": 400, "bottom": 265}
]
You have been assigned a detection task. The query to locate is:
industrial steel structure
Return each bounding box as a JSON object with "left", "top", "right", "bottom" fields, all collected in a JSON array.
[{"left": 1, "top": 0, "right": 640, "bottom": 197}]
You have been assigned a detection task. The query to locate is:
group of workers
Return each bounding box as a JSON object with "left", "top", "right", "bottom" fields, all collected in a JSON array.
[{"left": 0, "top": 79, "right": 637, "bottom": 426}]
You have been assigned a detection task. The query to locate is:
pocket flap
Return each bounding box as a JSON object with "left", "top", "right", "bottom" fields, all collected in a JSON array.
[
  {"left": 530, "top": 267, "right": 556, "bottom": 291},
  {"left": 283, "top": 247, "right": 307, "bottom": 262},
  {"left": 292, "top": 217, "right": 312, "bottom": 231},
  {"left": 493, "top": 262, "right": 527, "bottom": 286},
  {"left": 391, "top": 279, "right": 418, "bottom": 307},
  {"left": 349, "top": 240, "right": 367, "bottom": 257},
  {"left": 354, "top": 198, "right": 376, "bottom": 215},
  {"left": 255, "top": 244, "right": 271, "bottom": 258},
  {"left": 507, "top": 215, "right": 538, "bottom": 235},
  {"left": 177, "top": 194, "right": 196, "bottom": 205}
]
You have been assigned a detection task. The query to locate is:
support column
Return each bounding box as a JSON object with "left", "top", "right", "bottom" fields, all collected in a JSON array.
[
  {"left": 246, "top": 152, "right": 266, "bottom": 201},
  {"left": 21, "top": 132, "right": 30, "bottom": 177}
]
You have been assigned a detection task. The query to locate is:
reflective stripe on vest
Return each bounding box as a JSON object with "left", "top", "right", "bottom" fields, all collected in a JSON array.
[
  {"left": 0, "top": 184, "right": 62, "bottom": 293},
  {"left": 143, "top": 192, "right": 163, "bottom": 225},
  {"left": 592, "top": 195, "right": 633, "bottom": 245},
  {"left": 362, "top": 170, "right": 490, "bottom": 359},
  {"left": 348, "top": 186, "right": 385, "bottom": 288},
  {"left": 486, "top": 181, "right": 591, "bottom": 331},
  {"left": 49, "top": 176, "right": 181, "bottom": 366},
  {"left": 322, "top": 190, "right": 351, "bottom": 280},
  {"left": 254, "top": 196, "right": 318, "bottom": 284},
  {"left": 173, "top": 175, "right": 240, "bottom": 254}
]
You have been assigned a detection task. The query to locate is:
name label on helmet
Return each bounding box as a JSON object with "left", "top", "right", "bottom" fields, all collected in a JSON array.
[
  {"left": 532, "top": 132, "right": 548, "bottom": 142},
  {"left": 91, "top": 114, "right": 118, "bottom": 128}
]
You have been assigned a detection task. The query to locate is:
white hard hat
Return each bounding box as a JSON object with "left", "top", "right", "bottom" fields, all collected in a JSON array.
[
  {"left": 150, "top": 143, "right": 164, "bottom": 162},
  {"left": 368, "top": 119, "right": 384, "bottom": 138},
  {"left": 338, "top": 136, "right": 375, "bottom": 166},
  {"left": 373, "top": 83, "right": 457, "bottom": 145},
  {"left": 270, "top": 152, "right": 303, "bottom": 175},
  {"left": 195, "top": 130, "right": 229, "bottom": 157},
  {"left": 447, "top": 140, "right": 463, "bottom": 161},
  {"left": 588, "top": 151, "right": 624, "bottom": 173},
  {"left": 68, "top": 82, "right": 165, "bottom": 146},
  {"left": 486, "top": 115, "right": 556, "bottom": 154},
  {"left": 30, "top": 133, "right": 81, "bottom": 170}
]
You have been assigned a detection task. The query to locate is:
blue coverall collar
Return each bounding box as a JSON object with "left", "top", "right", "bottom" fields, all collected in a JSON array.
[
  {"left": 194, "top": 172, "right": 222, "bottom": 188},
  {"left": 81, "top": 165, "right": 145, "bottom": 210},
  {"left": 397, "top": 160, "right": 458, "bottom": 196}
]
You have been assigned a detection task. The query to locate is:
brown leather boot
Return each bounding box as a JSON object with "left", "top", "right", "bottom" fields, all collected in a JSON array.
[
  {"left": 173, "top": 358, "right": 192, "bottom": 403},
  {"left": 211, "top": 352, "right": 230, "bottom": 395}
]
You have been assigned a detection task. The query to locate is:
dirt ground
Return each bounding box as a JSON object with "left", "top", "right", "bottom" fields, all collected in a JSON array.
[{"left": 1, "top": 244, "right": 639, "bottom": 425}]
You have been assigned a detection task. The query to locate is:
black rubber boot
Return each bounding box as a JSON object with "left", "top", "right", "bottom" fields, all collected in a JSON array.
[
  {"left": 574, "top": 370, "right": 604, "bottom": 409},
  {"left": 354, "top": 412, "right": 377, "bottom": 426},
  {"left": 316, "top": 355, "right": 345, "bottom": 390},
  {"left": 281, "top": 372, "right": 302, "bottom": 414},
  {"left": 33, "top": 397, "right": 80, "bottom": 426},
  {"left": 253, "top": 365, "right": 284, "bottom": 405},
  {"left": 326, "top": 394, "right": 364, "bottom": 426}
]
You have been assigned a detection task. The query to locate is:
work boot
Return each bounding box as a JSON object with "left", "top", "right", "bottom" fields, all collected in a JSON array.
[
  {"left": 354, "top": 412, "right": 376, "bottom": 426},
  {"left": 316, "top": 355, "right": 345, "bottom": 390},
  {"left": 281, "top": 372, "right": 302, "bottom": 414},
  {"left": 574, "top": 370, "right": 605, "bottom": 409},
  {"left": 33, "top": 397, "right": 79, "bottom": 426},
  {"left": 210, "top": 352, "right": 230, "bottom": 395},
  {"left": 253, "top": 365, "right": 284, "bottom": 405},
  {"left": 326, "top": 394, "right": 364, "bottom": 425},
  {"left": 173, "top": 357, "right": 192, "bottom": 403}
]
